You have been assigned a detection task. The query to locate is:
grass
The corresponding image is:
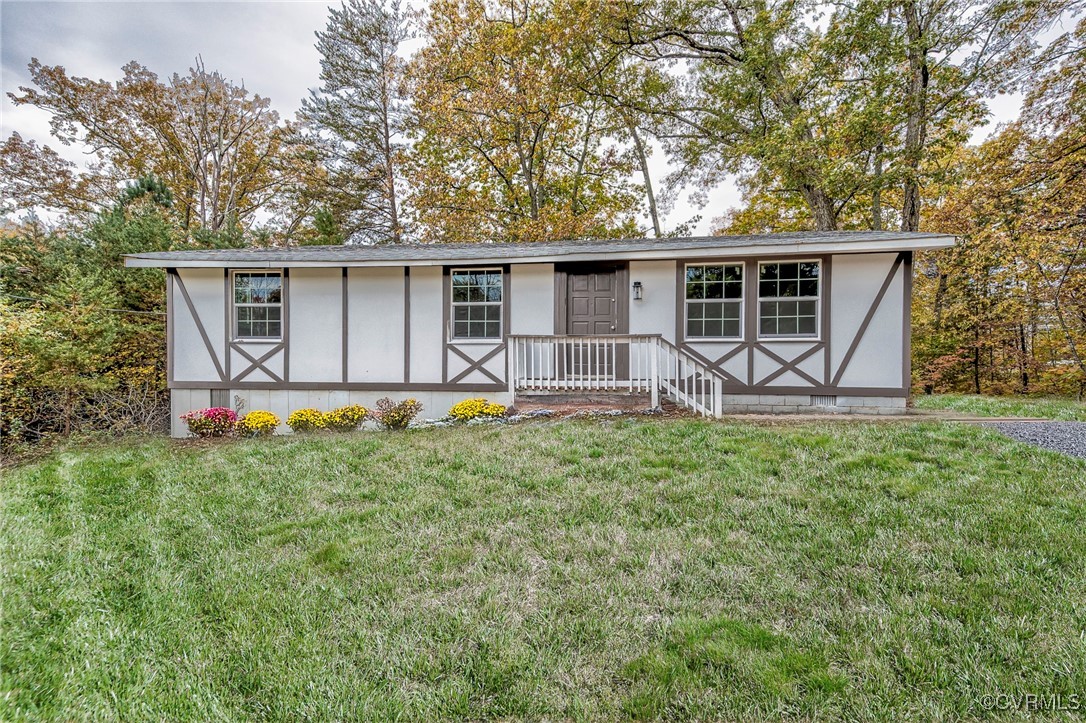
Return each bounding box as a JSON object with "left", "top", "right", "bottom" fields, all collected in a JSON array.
[
  {"left": 2, "top": 419, "right": 1085, "bottom": 720},
  {"left": 915, "top": 393, "right": 1086, "bottom": 421}
]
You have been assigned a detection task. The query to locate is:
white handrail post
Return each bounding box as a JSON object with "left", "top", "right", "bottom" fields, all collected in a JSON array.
[
  {"left": 650, "top": 338, "right": 660, "bottom": 409},
  {"left": 713, "top": 375, "right": 722, "bottom": 418},
  {"left": 508, "top": 337, "right": 517, "bottom": 401}
]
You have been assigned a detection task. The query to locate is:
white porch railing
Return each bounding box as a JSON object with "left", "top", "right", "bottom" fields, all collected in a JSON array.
[{"left": 507, "top": 334, "right": 724, "bottom": 418}]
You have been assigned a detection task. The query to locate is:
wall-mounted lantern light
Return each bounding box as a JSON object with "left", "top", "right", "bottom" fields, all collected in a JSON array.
[{"left": 632, "top": 280, "right": 643, "bottom": 301}]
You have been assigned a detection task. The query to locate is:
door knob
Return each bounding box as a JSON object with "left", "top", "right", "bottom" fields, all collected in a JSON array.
[{"left": 611, "top": 325, "right": 616, "bottom": 330}]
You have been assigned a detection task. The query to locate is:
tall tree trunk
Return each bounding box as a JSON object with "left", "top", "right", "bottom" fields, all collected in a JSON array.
[
  {"left": 901, "top": 0, "right": 930, "bottom": 233},
  {"left": 1019, "top": 322, "right": 1029, "bottom": 392},
  {"left": 872, "top": 143, "right": 884, "bottom": 231},
  {"left": 383, "top": 116, "right": 400, "bottom": 243},
  {"left": 973, "top": 328, "right": 982, "bottom": 394},
  {"left": 801, "top": 185, "right": 837, "bottom": 231},
  {"left": 933, "top": 272, "right": 948, "bottom": 331},
  {"left": 625, "top": 114, "right": 661, "bottom": 238},
  {"left": 381, "top": 67, "right": 401, "bottom": 244}
]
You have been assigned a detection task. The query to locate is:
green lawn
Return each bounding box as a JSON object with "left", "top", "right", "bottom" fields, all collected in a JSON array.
[
  {"left": 914, "top": 393, "right": 1086, "bottom": 421},
  {"left": 3, "top": 419, "right": 1086, "bottom": 720}
]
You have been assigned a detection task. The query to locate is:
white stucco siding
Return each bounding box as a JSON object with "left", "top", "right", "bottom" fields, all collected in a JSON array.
[
  {"left": 509, "top": 263, "right": 554, "bottom": 334},
  {"left": 408, "top": 266, "right": 444, "bottom": 382},
  {"left": 172, "top": 269, "right": 226, "bottom": 382},
  {"left": 347, "top": 267, "right": 406, "bottom": 382},
  {"left": 288, "top": 268, "right": 344, "bottom": 382},
  {"left": 629, "top": 260, "right": 677, "bottom": 342},
  {"left": 829, "top": 253, "right": 906, "bottom": 389},
  {"left": 170, "top": 388, "right": 212, "bottom": 436}
]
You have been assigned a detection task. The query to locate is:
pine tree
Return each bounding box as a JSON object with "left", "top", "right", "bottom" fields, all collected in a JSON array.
[
  {"left": 300, "top": 0, "right": 409, "bottom": 244},
  {"left": 16, "top": 271, "right": 120, "bottom": 436}
]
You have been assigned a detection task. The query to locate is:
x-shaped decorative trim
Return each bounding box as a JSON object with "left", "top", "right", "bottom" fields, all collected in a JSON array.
[
  {"left": 231, "top": 343, "right": 284, "bottom": 383},
  {"left": 679, "top": 344, "right": 747, "bottom": 386},
  {"left": 754, "top": 343, "right": 823, "bottom": 386},
  {"left": 448, "top": 344, "right": 505, "bottom": 384}
]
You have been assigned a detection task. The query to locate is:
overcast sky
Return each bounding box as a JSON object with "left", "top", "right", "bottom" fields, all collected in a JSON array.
[{"left": 0, "top": 1, "right": 1063, "bottom": 233}]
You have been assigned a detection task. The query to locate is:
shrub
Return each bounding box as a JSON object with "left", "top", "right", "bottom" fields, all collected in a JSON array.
[
  {"left": 287, "top": 408, "right": 326, "bottom": 433},
  {"left": 323, "top": 404, "right": 368, "bottom": 432},
  {"left": 180, "top": 407, "right": 236, "bottom": 438},
  {"left": 237, "top": 410, "right": 280, "bottom": 437},
  {"left": 448, "top": 398, "right": 507, "bottom": 422},
  {"left": 372, "top": 397, "right": 422, "bottom": 430}
]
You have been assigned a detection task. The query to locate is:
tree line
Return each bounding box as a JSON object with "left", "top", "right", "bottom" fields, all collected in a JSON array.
[{"left": 2, "top": 0, "right": 1084, "bottom": 447}]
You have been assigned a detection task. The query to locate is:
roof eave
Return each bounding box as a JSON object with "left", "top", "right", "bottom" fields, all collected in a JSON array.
[{"left": 123, "top": 235, "right": 957, "bottom": 269}]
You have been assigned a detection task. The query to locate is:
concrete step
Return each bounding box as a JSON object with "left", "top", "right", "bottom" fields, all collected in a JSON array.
[{"left": 516, "top": 391, "right": 652, "bottom": 407}]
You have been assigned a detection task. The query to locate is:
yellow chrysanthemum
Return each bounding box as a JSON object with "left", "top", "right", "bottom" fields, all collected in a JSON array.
[
  {"left": 448, "top": 398, "right": 506, "bottom": 421},
  {"left": 323, "top": 404, "right": 368, "bottom": 432},
  {"left": 238, "top": 410, "right": 280, "bottom": 436},
  {"left": 287, "top": 408, "right": 327, "bottom": 433}
]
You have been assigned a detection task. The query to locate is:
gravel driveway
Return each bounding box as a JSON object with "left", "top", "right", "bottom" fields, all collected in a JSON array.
[{"left": 984, "top": 421, "right": 1086, "bottom": 460}]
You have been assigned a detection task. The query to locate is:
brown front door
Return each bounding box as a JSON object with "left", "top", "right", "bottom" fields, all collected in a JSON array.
[
  {"left": 564, "top": 265, "right": 627, "bottom": 379},
  {"left": 568, "top": 270, "right": 618, "bottom": 335}
]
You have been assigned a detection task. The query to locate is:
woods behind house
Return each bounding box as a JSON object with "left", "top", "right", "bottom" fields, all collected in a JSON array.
[{"left": 2, "top": 0, "right": 1085, "bottom": 446}]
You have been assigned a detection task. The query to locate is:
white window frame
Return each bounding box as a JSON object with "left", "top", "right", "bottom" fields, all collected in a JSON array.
[
  {"left": 450, "top": 267, "right": 503, "bottom": 341},
  {"left": 232, "top": 270, "right": 283, "bottom": 342},
  {"left": 756, "top": 259, "right": 822, "bottom": 340},
  {"left": 683, "top": 262, "right": 745, "bottom": 341}
]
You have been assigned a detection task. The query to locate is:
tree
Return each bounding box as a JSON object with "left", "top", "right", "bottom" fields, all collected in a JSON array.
[
  {"left": 894, "top": 0, "right": 1072, "bottom": 232},
  {"left": 616, "top": 0, "right": 1073, "bottom": 232},
  {"left": 910, "top": 15, "right": 1086, "bottom": 397},
  {"left": 5, "top": 58, "right": 302, "bottom": 236},
  {"left": 562, "top": 1, "right": 677, "bottom": 237},
  {"left": 615, "top": 0, "right": 870, "bottom": 231},
  {"left": 0, "top": 179, "right": 188, "bottom": 442},
  {"left": 406, "top": 0, "right": 642, "bottom": 243},
  {"left": 12, "top": 270, "right": 120, "bottom": 436},
  {"left": 0, "top": 132, "right": 114, "bottom": 217},
  {"left": 300, "top": 0, "right": 410, "bottom": 244}
]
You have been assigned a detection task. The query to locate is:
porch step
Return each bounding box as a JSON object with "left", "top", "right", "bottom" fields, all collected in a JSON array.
[{"left": 515, "top": 391, "right": 652, "bottom": 408}]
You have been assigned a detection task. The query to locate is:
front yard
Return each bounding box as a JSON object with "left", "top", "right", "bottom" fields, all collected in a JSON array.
[{"left": 3, "top": 419, "right": 1085, "bottom": 720}]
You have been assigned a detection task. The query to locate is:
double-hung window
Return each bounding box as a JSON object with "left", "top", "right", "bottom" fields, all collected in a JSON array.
[
  {"left": 685, "top": 263, "right": 743, "bottom": 339},
  {"left": 758, "top": 261, "right": 820, "bottom": 338},
  {"left": 233, "top": 271, "right": 282, "bottom": 340},
  {"left": 451, "top": 268, "right": 502, "bottom": 340}
]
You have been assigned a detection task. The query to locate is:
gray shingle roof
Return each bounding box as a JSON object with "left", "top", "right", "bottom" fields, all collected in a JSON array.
[{"left": 125, "top": 230, "right": 955, "bottom": 267}]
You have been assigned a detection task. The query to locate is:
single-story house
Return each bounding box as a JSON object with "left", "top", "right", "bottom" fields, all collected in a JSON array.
[{"left": 124, "top": 231, "right": 955, "bottom": 436}]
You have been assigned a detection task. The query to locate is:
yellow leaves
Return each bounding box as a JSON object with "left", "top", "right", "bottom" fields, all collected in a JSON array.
[
  {"left": 7, "top": 58, "right": 292, "bottom": 233},
  {"left": 405, "top": 0, "right": 641, "bottom": 243}
]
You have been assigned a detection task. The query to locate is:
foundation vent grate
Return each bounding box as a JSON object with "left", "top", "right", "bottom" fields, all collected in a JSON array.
[{"left": 812, "top": 395, "right": 838, "bottom": 407}]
